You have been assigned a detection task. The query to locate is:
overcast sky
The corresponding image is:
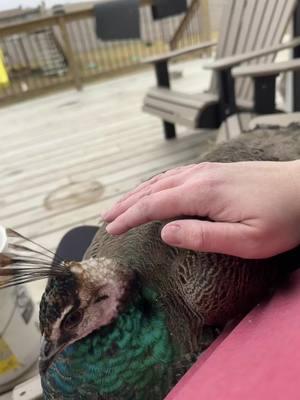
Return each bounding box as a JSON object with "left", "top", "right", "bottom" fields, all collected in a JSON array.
[{"left": 0, "top": 0, "right": 83, "bottom": 11}]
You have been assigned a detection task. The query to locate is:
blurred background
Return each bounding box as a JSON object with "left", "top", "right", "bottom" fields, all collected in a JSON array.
[
  {"left": 0, "top": 0, "right": 221, "bottom": 302},
  {"left": 0, "top": 0, "right": 298, "bottom": 398}
]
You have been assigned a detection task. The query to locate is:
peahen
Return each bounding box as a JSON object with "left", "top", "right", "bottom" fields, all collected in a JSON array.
[{"left": 1, "top": 128, "right": 300, "bottom": 400}]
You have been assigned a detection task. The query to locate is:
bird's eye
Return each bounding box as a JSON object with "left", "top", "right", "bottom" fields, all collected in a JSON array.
[
  {"left": 62, "top": 309, "right": 83, "bottom": 330},
  {"left": 94, "top": 294, "right": 109, "bottom": 304}
]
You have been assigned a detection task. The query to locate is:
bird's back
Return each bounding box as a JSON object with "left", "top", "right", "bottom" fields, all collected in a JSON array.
[{"left": 84, "top": 128, "right": 300, "bottom": 352}]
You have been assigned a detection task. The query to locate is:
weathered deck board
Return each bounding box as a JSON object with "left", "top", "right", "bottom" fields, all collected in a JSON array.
[
  {"left": 0, "top": 58, "right": 215, "bottom": 303},
  {"left": 2, "top": 135, "right": 213, "bottom": 224}
]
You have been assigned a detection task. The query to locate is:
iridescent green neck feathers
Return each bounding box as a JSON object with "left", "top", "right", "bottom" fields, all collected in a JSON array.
[{"left": 41, "top": 288, "right": 179, "bottom": 400}]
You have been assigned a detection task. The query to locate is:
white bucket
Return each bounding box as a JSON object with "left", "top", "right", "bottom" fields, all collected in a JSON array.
[{"left": 0, "top": 285, "right": 40, "bottom": 393}]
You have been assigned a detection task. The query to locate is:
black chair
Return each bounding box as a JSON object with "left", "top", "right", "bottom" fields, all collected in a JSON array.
[{"left": 55, "top": 226, "right": 98, "bottom": 262}]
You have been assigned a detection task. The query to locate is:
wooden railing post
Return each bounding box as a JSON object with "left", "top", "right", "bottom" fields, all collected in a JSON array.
[
  {"left": 57, "top": 16, "right": 82, "bottom": 91},
  {"left": 170, "top": 0, "right": 211, "bottom": 51}
]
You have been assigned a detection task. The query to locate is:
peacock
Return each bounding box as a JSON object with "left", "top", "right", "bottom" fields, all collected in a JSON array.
[{"left": 1, "top": 128, "right": 300, "bottom": 400}]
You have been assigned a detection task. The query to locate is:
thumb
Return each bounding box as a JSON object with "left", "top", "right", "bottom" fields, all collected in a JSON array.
[{"left": 161, "top": 220, "right": 255, "bottom": 258}]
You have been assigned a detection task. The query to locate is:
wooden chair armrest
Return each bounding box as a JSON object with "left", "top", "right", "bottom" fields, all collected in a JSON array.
[
  {"left": 142, "top": 41, "right": 217, "bottom": 64},
  {"left": 204, "top": 37, "right": 300, "bottom": 71},
  {"left": 232, "top": 59, "right": 300, "bottom": 78}
]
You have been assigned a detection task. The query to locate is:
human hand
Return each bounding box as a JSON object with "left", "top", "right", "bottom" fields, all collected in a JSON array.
[{"left": 103, "top": 161, "right": 300, "bottom": 259}]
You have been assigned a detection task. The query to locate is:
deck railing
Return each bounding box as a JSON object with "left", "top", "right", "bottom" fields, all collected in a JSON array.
[{"left": 0, "top": 1, "right": 210, "bottom": 105}]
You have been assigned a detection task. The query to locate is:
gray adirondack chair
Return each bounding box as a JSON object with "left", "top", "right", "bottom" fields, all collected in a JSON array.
[
  {"left": 230, "top": 58, "right": 300, "bottom": 134},
  {"left": 143, "top": 0, "right": 300, "bottom": 139}
]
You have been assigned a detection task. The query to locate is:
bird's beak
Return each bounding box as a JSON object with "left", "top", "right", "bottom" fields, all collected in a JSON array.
[{"left": 39, "top": 336, "right": 67, "bottom": 373}]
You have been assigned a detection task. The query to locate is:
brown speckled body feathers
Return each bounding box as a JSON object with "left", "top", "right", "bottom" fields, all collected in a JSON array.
[{"left": 84, "top": 128, "right": 300, "bottom": 352}]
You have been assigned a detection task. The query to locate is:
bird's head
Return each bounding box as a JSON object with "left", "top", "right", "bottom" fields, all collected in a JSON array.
[
  {"left": 0, "top": 229, "right": 134, "bottom": 373},
  {"left": 39, "top": 257, "right": 134, "bottom": 372}
]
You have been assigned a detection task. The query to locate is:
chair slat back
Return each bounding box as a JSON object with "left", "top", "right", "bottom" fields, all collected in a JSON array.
[
  {"left": 213, "top": 0, "right": 236, "bottom": 60},
  {"left": 211, "top": 0, "right": 246, "bottom": 91},
  {"left": 239, "top": 0, "right": 297, "bottom": 100},
  {"left": 234, "top": 0, "right": 265, "bottom": 58},
  {"left": 234, "top": 0, "right": 278, "bottom": 98},
  {"left": 210, "top": 0, "right": 297, "bottom": 102},
  {"left": 217, "top": 0, "right": 248, "bottom": 58}
]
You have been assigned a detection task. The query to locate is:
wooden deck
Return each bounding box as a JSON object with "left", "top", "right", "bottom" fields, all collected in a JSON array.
[{"left": 0, "top": 58, "right": 216, "bottom": 301}]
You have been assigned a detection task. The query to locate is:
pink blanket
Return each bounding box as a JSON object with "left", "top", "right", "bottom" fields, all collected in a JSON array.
[{"left": 167, "top": 270, "right": 300, "bottom": 400}]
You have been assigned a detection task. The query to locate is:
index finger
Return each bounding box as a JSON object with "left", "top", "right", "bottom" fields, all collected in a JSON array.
[
  {"left": 105, "top": 184, "right": 209, "bottom": 235},
  {"left": 103, "top": 164, "right": 197, "bottom": 222}
]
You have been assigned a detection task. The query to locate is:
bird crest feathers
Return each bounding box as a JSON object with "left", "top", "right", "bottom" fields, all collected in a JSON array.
[{"left": 0, "top": 228, "right": 71, "bottom": 289}]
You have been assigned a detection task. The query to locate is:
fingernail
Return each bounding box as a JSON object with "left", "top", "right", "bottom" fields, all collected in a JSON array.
[
  {"left": 161, "top": 224, "right": 182, "bottom": 245},
  {"left": 102, "top": 211, "right": 113, "bottom": 221},
  {"left": 106, "top": 224, "right": 116, "bottom": 235},
  {"left": 106, "top": 220, "right": 126, "bottom": 235}
]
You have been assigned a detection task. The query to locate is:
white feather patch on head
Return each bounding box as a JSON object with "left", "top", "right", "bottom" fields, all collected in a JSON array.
[
  {"left": 50, "top": 305, "right": 73, "bottom": 341},
  {"left": 74, "top": 257, "right": 133, "bottom": 339},
  {"left": 48, "top": 257, "right": 133, "bottom": 346}
]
